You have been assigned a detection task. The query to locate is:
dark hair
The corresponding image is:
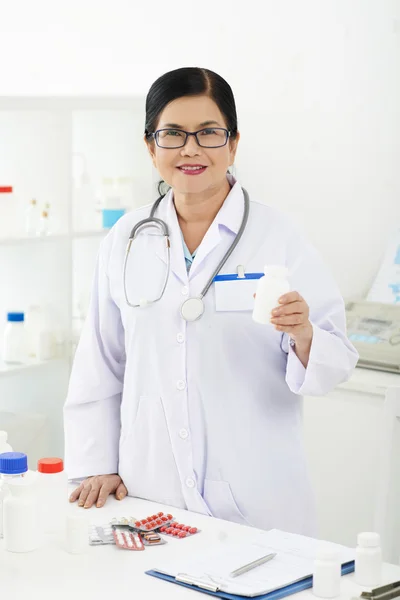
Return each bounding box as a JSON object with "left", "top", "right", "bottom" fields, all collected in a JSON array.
[{"left": 144, "top": 67, "right": 238, "bottom": 196}]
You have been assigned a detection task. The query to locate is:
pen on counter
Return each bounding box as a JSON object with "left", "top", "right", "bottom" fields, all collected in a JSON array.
[{"left": 230, "top": 552, "right": 277, "bottom": 578}]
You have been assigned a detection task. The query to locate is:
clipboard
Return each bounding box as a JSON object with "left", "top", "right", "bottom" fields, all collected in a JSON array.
[{"left": 146, "top": 561, "right": 355, "bottom": 599}]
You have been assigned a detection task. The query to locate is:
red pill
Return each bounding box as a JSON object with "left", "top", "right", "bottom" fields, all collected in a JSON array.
[
  {"left": 158, "top": 512, "right": 164, "bottom": 517},
  {"left": 155, "top": 519, "right": 162, "bottom": 526},
  {"left": 175, "top": 524, "right": 183, "bottom": 529},
  {"left": 160, "top": 526, "right": 167, "bottom": 532},
  {"left": 173, "top": 530, "right": 180, "bottom": 536},
  {"left": 167, "top": 514, "right": 173, "bottom": 519},
  {"left": 146, "top": 523, "right": 153, "bottom": 530},
  {"left": 135, "top": 521, "right": 141, "bottom": 527},
  {"left": 161, "top": 516, "right": 168, "bottom": 522},
  {"left": 189, "top": 527, "right": 197, "bottom": 534},
  {"left": 178, "top": 531, "right": 187, "bottom": 538},
  {"left": 182, "top": 526, "right": 190, "bottom": 531}
]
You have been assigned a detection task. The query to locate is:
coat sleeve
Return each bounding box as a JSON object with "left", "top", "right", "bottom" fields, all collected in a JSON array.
[
  {"left": 63, "top": 239, "right": 125, "bottom": 478},
  {"left": 282, "top": 226, "right": 359, "bottom": 396}
]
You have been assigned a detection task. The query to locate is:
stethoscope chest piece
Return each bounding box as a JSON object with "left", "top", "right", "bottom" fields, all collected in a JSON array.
[{"left": 180, "top": 297, "right": 205, "bottom": 322}]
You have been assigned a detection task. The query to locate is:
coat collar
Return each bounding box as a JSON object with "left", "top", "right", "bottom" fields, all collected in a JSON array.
[{"left": 155, "top": 176, "right": 246, "bottom": 284}]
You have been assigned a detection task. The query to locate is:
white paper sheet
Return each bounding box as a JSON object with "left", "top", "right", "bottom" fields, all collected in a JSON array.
[{"left": 152, "top": 529, "right": 355, "bottom": 597}]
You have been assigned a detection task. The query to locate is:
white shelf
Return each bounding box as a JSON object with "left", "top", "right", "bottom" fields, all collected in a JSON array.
[
  {"left": 0, "top": 233, "right": 69, "bottom": 246},
  {"left": 0, "top": 358, "right": 67, "bottom": 377},
  {"left": 72, "top": 230, "right": 107, "bottom": 239},
  {"left": 0, "top": 230, "right": 107, "bottom": 246}
]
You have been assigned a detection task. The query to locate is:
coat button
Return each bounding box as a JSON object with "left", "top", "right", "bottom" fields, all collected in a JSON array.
[
  {"left": 185, "top": 477, "right": 195, "bottom": 488},
  {"left": 176, "top": 380, "right": 186, "bottom": 391},
  {"left": 181, "top": 286, "right": 189, "bottom": 296},
  {"left": 177, "top": 333, "right": 185, "bottom": 344},
  {"left": 179, "top": 428, "right": 189, "bottom": 440}
]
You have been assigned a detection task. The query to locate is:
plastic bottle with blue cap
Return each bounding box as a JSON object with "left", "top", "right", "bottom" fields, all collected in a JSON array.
[
  {"left": 2, "top": 312, "right": 27, "bottom": 364},
  {"left": 0, "top": 452, "right": 39, "bottom": 552},
  {"left": 0, "top": 450, "right": 24, "bottom": 539}
]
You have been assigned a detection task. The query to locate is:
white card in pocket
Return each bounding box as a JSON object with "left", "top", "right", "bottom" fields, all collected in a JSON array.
[{"left": 214, "top": 273, "right": 263, "bottom": 312}]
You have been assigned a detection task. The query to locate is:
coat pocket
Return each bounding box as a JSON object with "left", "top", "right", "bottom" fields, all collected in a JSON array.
[{"left": 203, "top": 479, "right": 252, "bottom": 526}]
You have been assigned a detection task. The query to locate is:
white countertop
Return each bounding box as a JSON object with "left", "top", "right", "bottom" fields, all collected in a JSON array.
[
  {"left": 1, "top": 494, "right": 400, "bottom": 600},
  {"left": 337, "top": 367, "right": 400, "bottom": 396}
]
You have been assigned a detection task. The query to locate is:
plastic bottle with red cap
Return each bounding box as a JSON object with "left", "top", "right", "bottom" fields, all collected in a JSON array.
[{"left": 37, "top": 457, "right": 68, "bottom": 534}]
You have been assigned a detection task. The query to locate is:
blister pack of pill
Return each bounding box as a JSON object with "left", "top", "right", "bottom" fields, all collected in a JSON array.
[
  {"left": 89, "top": 524, "right": 115, "bottom": 546},
  {"left": 141, "top": 531, "right": 167, "bottom": 546},
  {"left": 131, "top": 512, "right": 175, "bottom": 532},
  {"left": 112, "top": 527, "right": 145, "bottom": 551},
  {"left": 159, "top": 523, "right": 199, "bottom": 538}
]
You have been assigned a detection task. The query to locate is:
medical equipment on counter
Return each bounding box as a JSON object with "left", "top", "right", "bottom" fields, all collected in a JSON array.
[
  {"left": 252, "top": 266, "right": 290, "bottom": 325},
  {"left": 37, "top": 457, "right": 68, "bottom": 534},
  {"left": 355, "top": 532, "right": 382, "bottom": 587},
  {"left": 123, "top": 187, "right": 250, "bottom": 321},
  {"left": 2, "top": 312, "right": 27, "bottom": 364},
  {"left": 345, "top": 300, "right": 400, "bottom": 373},
  {"left": 312, "top": 549, "right": 341, "bottom": 598},
  {"left": 0, "top": 452, "right": 39, "bottom": 553},
  {"left": 352, "top": 580, "right": 400, "bottom": 600}
]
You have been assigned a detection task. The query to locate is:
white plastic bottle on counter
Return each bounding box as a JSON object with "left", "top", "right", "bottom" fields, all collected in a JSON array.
[
  {"left": 1, "top": 452, "right": 39, "bottom": 553},
  {"left": 37, "top": 457, "right": 68, "bottom": 534},
  {"left": 355, "top": 532, "right": 382, "bottom": 587},
  {"left": 252, "top": 266, "right": 290, "bottom": 325},
  {"left": 312, "top": 549, "right": 341, "bottom": 598},
  {"left": 0, "top": 452, "right": 28, "bottom": 540},
  {"left": 65, "top": 513, "right": 88, "bottom": 554},
  {"left": 2, "top": 312, "right": 27, "bottom": 364}
]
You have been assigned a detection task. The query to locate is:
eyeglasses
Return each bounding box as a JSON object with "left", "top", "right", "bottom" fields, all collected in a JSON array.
[{"left": 150, "top": 127, "right": 231, "bottom": 149}]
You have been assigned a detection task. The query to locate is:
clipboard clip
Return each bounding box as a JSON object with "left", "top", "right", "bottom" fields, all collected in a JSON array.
[
  {"left": 176, "top": 572, "right": 221, "bottom": 593},
  {"left": 237, "top": 264, "right": 246, "bottom": 279},
  {"left": 359, "top": 580, "right": 400, "bottom": 600}
]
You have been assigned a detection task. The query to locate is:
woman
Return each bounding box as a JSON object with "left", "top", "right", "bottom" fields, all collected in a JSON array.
[{"left": 64, "top": 67, "right": 358, "bottom": 535}]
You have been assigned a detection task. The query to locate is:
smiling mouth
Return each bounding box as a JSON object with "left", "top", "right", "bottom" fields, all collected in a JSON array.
[{"left": 177, "top": 165, "right": 207, "bottom": 175}]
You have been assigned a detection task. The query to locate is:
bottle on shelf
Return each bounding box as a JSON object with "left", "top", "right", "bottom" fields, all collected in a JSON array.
[
  {"left": 0, "top": 431, "right": 12, "bottom": 453},
  {"left": 25, "top": 198, "right": 40, "bottom": 235},
  {"left": 36, "top": 203, "right": 51, "bottom": 236},
  {"left": 2, "top": 312, "right": 27, "bottom": 364},
  {"left": 25, "top": 305, "right": 56, "bottom": 361},
  {"left": 102, "top": 177, "right": 126, "bottom": 229}
]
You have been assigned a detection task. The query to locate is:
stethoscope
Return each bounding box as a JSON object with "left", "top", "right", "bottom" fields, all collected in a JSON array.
[{"left": 123, "top": 187, "right": 250, "bottom": 322}]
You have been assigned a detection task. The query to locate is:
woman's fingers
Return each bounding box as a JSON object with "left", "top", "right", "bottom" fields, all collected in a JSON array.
[
  {"left": 115, "top": 482, "right": 128, "bottom": 501},
  {"left": 69, "top": 482, "right": 84, "bottom": 503}
]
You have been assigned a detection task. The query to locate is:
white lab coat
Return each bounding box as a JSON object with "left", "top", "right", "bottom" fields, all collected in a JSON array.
[{"left": 64, "top": 178, "right": 358, "bottom": 536}]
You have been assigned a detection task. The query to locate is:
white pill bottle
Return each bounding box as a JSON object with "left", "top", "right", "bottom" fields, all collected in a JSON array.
[{"left": 252, "top": 266, "right": 290, "bottom": 325}]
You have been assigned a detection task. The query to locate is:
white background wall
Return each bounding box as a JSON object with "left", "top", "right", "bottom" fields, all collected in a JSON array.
[{"left": 1, "top": 0, "right": 399, "bottom": 298}]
